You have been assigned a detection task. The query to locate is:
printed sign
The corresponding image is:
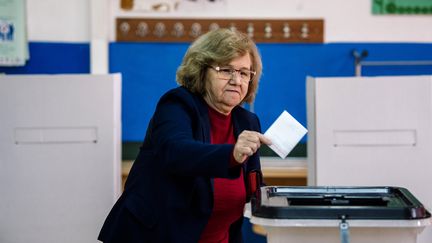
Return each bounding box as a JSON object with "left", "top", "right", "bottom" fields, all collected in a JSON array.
[
  {"left": 372, "top": 0, "right": 432, "bottom": 15},
  {"left": 0, "top": 0, "right": 28, "bottom": 66}
]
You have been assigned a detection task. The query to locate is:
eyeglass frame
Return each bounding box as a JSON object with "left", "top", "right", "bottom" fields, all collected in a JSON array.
[{"left": 208, "top": 66, "right": 256, "bottom": 83}]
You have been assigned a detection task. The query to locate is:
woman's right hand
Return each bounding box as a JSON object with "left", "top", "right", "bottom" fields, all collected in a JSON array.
[{"left": 233, "top": 130, "right": 272, "bottom": 164}]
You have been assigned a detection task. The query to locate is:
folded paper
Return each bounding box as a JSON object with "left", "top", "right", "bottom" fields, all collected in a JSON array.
[{"left": 264, "top": 110, "right": 307, "bottom": 159}]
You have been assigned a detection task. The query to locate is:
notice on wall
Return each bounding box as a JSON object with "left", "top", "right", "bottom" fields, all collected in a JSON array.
[
  {"left": 0, "top": 0, "right": 29, "bottom": 66},
  {"left": 372, "top": 0, "right": 432, "bottom": 15}
]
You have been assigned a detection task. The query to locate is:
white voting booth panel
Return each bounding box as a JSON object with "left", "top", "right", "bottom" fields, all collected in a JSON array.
[
  {"left": 307, "top": 75, "right": 432, "bottom": 243},
  {"left": 0, "top": 74, "right": 122, "bottom": 243}
]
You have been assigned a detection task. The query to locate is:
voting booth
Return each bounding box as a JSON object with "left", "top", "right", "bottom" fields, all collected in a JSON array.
[
  {"left": 306, "top": 75, "right": 432, "bottom": 243},
  {"left": 0, "top": 74, "right": 122, "bottom": 243}
]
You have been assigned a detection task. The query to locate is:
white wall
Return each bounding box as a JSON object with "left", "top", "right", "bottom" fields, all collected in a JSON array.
[
  {"left": 27, "top": 0, "right": 89, "bottom": 42},
  {"left": 26, "top": 0, "right": 432, "bottom": 43}
]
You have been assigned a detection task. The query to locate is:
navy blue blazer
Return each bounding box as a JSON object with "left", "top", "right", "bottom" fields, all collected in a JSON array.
[{"left": 98, "top": 86, "right": 263, "bottom": 243}]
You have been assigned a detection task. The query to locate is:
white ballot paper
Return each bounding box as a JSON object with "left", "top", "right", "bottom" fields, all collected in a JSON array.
[{"left": 264, "top": 110, "right": 308, "bottom": 159}]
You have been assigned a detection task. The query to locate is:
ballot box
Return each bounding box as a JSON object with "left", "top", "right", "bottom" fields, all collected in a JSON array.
[{"left": 249, "top": 186, "right": 432, "bottom": 243}]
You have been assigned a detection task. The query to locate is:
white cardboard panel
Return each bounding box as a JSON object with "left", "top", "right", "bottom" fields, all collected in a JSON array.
[
  {"left": 0, "top": 74, "right": 122, "bottom": 243},
  {"left": 307, "top": 75, "right": 432, "bottom": 243}
]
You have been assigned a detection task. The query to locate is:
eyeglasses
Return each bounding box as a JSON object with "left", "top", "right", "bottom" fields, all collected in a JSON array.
[{"left": 209, "top": 66, "right": 256, "bottom": 83}]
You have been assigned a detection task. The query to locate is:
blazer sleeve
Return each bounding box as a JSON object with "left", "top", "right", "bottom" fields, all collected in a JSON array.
[{"left": 148, "top": 92, "right": 237, "bottom": 178}]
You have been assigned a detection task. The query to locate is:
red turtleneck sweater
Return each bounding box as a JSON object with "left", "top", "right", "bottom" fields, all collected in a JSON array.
[{"left": 198, "top": 107, "right": 246, "bottom": 243}]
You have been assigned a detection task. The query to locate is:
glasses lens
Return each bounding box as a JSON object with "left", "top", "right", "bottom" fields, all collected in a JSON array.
[
  {"left": 218, "top": 68, "right": 233, "bottom": 80},
  {"left": 239, "top": 70, "right": 252, "bottom": 82}
]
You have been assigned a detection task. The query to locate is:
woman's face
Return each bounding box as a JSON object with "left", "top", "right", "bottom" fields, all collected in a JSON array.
[{"left": 204, "top": 54, "right": 252, "bottom": 115}]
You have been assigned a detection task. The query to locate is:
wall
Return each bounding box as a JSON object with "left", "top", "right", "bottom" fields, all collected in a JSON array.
[
  {"left": 1, "top": 0, "right": 432, "bottom": 143},
  {"left": 26, "top": 0, "right": 89, "bottom": 42},
  {"left": 22, "top": 0, "right": 432, "bottom": 43}
]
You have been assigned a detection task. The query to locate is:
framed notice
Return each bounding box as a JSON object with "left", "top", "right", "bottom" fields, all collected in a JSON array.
[
  {"left": 0, "top": 0, "right": 28, "bottom": 66},
  {"left": 372, "top": 0, "right": 432, "bottom": 15}
]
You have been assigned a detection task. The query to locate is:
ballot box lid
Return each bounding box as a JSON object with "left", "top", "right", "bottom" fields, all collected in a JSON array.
[{"left": 252, "top": 186, "right": 431, "bottom": 220}]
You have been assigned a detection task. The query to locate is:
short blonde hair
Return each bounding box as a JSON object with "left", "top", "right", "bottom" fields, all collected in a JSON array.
[{"left": 176, "top": 28, "right": 262, "bottom": 104}]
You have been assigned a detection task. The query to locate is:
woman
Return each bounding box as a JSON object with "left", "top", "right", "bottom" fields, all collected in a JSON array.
[{"left": 98, "top": 28, "right": 271, "bottom": 243}]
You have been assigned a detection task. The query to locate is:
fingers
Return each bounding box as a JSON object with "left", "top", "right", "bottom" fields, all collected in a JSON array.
[
  {"left": 257, "top": 133, "right": 272, "bottom": 146},
  {"left": 233, "top": 151, "right": 249, "bottom": 164},
  {"left": 232, "top": 131, "right": 272, "bottom": 164}
]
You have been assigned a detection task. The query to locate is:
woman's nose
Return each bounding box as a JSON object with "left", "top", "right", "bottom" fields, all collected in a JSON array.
[{"left": 229, "top": 72, "right": 242, "bottom": 84}]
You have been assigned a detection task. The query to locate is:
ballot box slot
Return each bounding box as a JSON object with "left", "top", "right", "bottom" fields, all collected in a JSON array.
[
  {"left": 269, "top": 186, "right": 391, "bottom": 195},
  {"left": 286, "top": 195, "right": 389, "bottom": 206}
]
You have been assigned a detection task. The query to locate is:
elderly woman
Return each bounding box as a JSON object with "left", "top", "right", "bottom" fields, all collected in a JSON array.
[{"left": 98, "top": 28, "right": 271, "bottom": 243}]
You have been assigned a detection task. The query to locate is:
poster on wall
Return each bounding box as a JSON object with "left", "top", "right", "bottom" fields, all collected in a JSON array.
[
  {"left": 0, "top": 0, "right": 29, "bottom": 66},
  {"left": 372, "top": 0, "right": 432, "bottom": 15}
]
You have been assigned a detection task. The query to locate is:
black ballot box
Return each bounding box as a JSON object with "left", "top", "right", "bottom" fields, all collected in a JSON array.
[{"left": 248, "top": 186, "right": 432, "bottom": 243}]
